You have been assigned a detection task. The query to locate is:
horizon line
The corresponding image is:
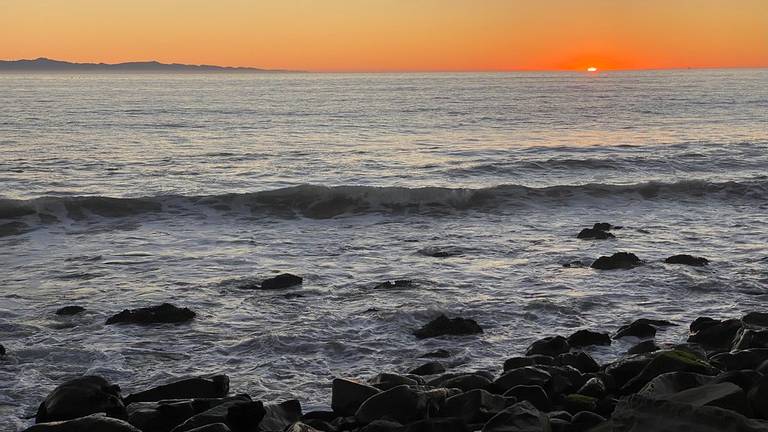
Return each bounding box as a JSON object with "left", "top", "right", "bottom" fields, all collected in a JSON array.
[{"left": 2, "top": 57, "right": 767, "bottom": 73}]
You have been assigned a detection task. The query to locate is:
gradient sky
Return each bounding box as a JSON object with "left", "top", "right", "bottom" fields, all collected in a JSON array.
[{"left": 1, "top": 0, "right": 766, "bottom": 71}]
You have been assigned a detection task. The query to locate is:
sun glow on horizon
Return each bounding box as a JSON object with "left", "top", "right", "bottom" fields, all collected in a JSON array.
[{"left": 587, "top": 67, "right": 598, "bottom": 72}]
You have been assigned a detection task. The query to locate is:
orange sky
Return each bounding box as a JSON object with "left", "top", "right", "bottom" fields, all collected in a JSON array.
[{"left": 1, "top": 0, "right": 766, "bottom": 71}]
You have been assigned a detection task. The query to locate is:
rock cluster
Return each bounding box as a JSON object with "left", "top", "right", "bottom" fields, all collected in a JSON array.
[{"left": 27, "top": 311, "right": 768, "bottom": 432}]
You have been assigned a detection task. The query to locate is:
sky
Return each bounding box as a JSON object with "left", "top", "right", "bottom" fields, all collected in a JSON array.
[{"left": 1, "top": 0, "right": 766, "bottom": 71}]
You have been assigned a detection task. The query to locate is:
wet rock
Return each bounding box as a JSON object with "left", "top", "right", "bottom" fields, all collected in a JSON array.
[
  {"left": 577, "top": 228, "right": 615, "bottom": 240},
  {"left": 592, "top": 223, "right": 614, "bottom": 232},
  {"left": 355, "top": 385, "right": 428, "bottom": 424},
  {"left": 259, "top": 273, "right": 303, "bottom": 290},
  {"left": 733, "top": 328, "right": 768, "bottom": 351},
  {"left": 55, "top": 305, "right": 85, "bottom": 316},
  {"left": 590, "top": 252, "right": 641, "bottom": 270},
  {"left": 434, "top": 373, "right": 492, "bottom": 392},
  {"left": 331, "top": 378, "right": 381, "bottom": 417},
  {"left": 402, "top": 417, "right": 468, "bottom": 432},
  {"left": 419, "top": 349, "right": 450, "bottom": 358},
  {"left": 665, "top": 254, "right": 709, "bottom": 266},
  {"left": 536, "top": 365, "right": 586, "bottom": 397},
  {"left": 503, "top": 385, "right": 550, "bottom": 411},
  {"left": 492, "top": 367, "right": 551, "bottom": 394},
  {"left": 621, "top": 350, "right": 716, "bottom": 394},
  {"left": 23, "top": 414, "right": 141, "bottom": 432},
  {"left": 549, "top": 417, "right": 570, "bottom": 432},
  {"left": 614, "top": 320, "right": 657, "bottom": 340},
  {"left": 127, "top": 397, "right": 240, "bottom": 432},
  {"left": 743, "top": 312, "right": 768, "bottom": 329},
  {"left": 748, "top": 375, "right": 768, "bottom": 419},
  {"left": 577, "top": 377, "right": 607, "bottom": 398},
  {"left": 260, "top": 400, "right": 303, "bottom": 431},
  {"left": 628, "top": 340, "right": 660, "bottom": 355},
  {"left": 36, "top": 376, "right": 126, "bottom": 423},
  {"left": 687, "top": 318, "right": 742, "bottom": 351},
  {"left": 359, "top": 419, "right": 403, "bottom": 432},
  {"left": 369, "top": 373, "right": 420, "bottom": 390},
  {"left": 125, "top": 375, "right": 229, "bottom": 404},
  {"left": 170, "top": 398, "right": 264, "bottom": 432},
  {"left": 186, "top": 425, "right": 231, "bottom": 432},
  {"left": 569, "top": 411, "right": 606, "bottom": 432},
  {"left": 413, "top": 315, "right": 482, "bottom": 339},
  {"left": 504, "top": 356, "right": 555, "bottom": 371},
  {"left": 409, "top": 361, "right": 445, "bottom": 376},
  {"left": 567, "top": 330, "right": 611, "bottom": 348},
  {"left": 0, "top": 343, "right": 5, "bottom": 356},
  {"left": 525, "top": 336, "right": 570, "bottom": 357},
  {"left": 557, "top": 352, "right": 599, "bottom": 374},
  {"left": 638, "top": 372, "right": 713, "bottom": 398},
  {"left": 664, "top": 382, "right": 750, "bottom": 415},
  {"left": 604, "top": 352, "right": 660, "bottom": 390},
  {"left": 711, "top": 348, "right": 768, "bottom": 370},
  {"left": 440, "top": 389, "right": 508, "bottom": 423},
  {"left": 482, "top": 401, "right": 550, "bottom": 432},
  {"left": 106, "top": 303, "right": 195, "bottom": 325},
  {"left": 609, "top": 393, "right": 768, "bottom": 432},
  {"left": 714, "top": 370, "right": 762, "bottom": 393},
  {"left": 562, "top": 394, "right": 598, "bottom": 415},
  {"left": 374, "top": 280, "right": 413, "bottom": 289}
]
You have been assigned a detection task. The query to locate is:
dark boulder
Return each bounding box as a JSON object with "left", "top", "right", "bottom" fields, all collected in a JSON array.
[
  {"left": 577, "top": 228, "right": 615, "bottom": 240},
  {"left": 592, "top": 223, "right": 614, "bottom": 231},
  {"left": 525, "top": 336, "right": 570, "bottom": 357},
  {"left": 638, "top": 372, "right": 713, "bottom": 398},
  {"left": 733, "top": 328, "right": 768, "bottom": 351},
  {"left": 557, "top": 352, "right": 599, "bottom": 374},
  {"left": 0, "top": 344, "right": 5, "bottom": 356},
  {"left": 259, "top": 400, "right": 302, "bottom": 432},
  {"left": 23, "top": 414, "right": 141, "bottom": 432},
  {"left": 687, "top": 318, "right": 742, "bottom": 351},
  {"left": 748, "top": 375, "right": 768, "bottom": 419},
  {"left": 614, "top": 321, "right": 656, "bottom": 340},
  {"left": 259, "top": 273, "right": 303, "bottom": 290},
  {"left": 743, "top": 312, "right": 768, "bottom": 329},
  {"left": 577, "top": 377, "right": 607, "bottom": 398},
  {"left": 664, "top": 382, "right": 750, "bottom": 416},
  {"left": 440, "top": 389, "right": 507, "bottom": 423},
  {"left": 36, "top": 376, "right": 125, "bottom": 423},
  {"left": 591, "top": 252, "right": 641, "bottom": 270},
  {"left": 55, "top": 305, "right": 85, "bottom": 316},
  {"left": 569, "top": 411, "right": 606, "bottom": 432},
  {"left": 665, "top": 254, "right": 709, "bottom": 267},
  {"left": 125, "top": 375, "right": 229, "bottom": 404},
  {"left": 434, "top": 373, "right": 492, "bottom": 392},
  {"left": 503, "top": 385, "right": 550, "bottom": 411},
  {"left": 359, "top": 419, "right": 403, "bottom": 432},
  {"left": 331, "top": 378, "right": 381, "bottom": 417},
  {"left": 413, "top": 315, "right": 482, "bottom": 339},
  {"left": 284, "top": 423, "right": 319, "bottom": 432},
  {"left": 481, "top": 401, "right": 550, "bottom": 432},
  {"left": 504, "top": 356, "right": 555, "bottom": 372},
  {"left": 409, "top": 361, "right": 445, "bottom": 376},
  {"left": 621, "top": 350, "right": 717, "bottom": 394},
  {"left": 714, "top": 370, "right": 763, "bottom": 393},
  {"left": 562, "top": 394, "right": 598, "bottom": 415},
  {"left": 628, "top": 340, "right": 660, "bottom": 355},
  {"left": 127, "top": 396, "right": 245, "bottom": 432},
  {"left": 492, "top": 367, "right": 552, "bottom": 394},
  {"left": 711, "top": 349, "right": 768, "bottom": 371},
  {"left": 417, "top": 247, "right": 463, "bottom": 258},
  {"left": 171, "top": 398, "right": 265, "bottom": 432},
  {"left": 567, "top": 330, "right": 611, "bottom": 348},
  {"left": 106, "top": 303, "right": 195, "bottom": 325},
  {"left": 369, "top": 373, "right": 420, "bottom": 390},
  {"left": 355, "top": 385, "right": 428, "bottom": 424}
]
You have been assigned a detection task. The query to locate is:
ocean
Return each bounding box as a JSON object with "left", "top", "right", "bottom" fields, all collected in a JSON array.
[{"left": 1, "top": 70, "right": 767, "bottom": 429}]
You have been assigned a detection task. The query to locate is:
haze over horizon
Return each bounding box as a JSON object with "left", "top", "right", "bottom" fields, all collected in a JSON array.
[{"left": 2, "top": 0, "right": 767, "bottom": 72}]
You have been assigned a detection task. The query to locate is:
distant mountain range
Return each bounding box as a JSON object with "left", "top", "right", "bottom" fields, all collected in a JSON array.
[{"left": 0, "top": 58, "right": 293, "bottom": 73}]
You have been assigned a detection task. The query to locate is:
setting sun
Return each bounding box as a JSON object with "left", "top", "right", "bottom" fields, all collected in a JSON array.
[{"left": 587, "top": 67, "right": 598, "bottom": 72}]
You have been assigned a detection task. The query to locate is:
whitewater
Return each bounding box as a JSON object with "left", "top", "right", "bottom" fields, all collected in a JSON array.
[{"left": 1, "top": 70, "right": 767, "bottom": 430}]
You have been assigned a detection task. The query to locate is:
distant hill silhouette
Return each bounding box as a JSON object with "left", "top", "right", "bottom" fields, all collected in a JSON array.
[{"left": 0, "top": 58, "right": 293, "bottom": 73}]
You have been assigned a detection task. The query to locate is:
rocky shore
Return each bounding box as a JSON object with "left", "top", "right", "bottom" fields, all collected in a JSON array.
[{"left": 16, "top": 307, "right": 768, "bottom": 432}]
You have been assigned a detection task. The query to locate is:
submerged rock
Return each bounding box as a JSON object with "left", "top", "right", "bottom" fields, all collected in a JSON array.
[
  {"left": 417, "top": 246, "right": 463, "bottom": 258},
  {"left": 665, "top": 254, "right": 709, "bottom": 266},
  {"left": 55, "top": 305, "right": 85, "bottom": 316},
  {"left": 525, "top": 336, "right": 570, "bottom": 357},
  {"left": 591, "top": 252, "right": 642, "bottom": 270},
  {"left": 24, "top": 414, "right": 140, "bottom": 432},
  {"left": 374, "top": 280, "right": 413, "bottom": 289},
  {"left": 106, "top": 303, "right": 195, "bottom": 325},
  {"left": 36, "top": 376, "right": 125, "bottom": 423},
  {"left": 413, "top": 315, "right": 483, "bottom": 339},
  {"left": 419, "top": 349, "right": 451, "bottom": 358},
  {"left": 259, "top": 273, "right": 303, "bottom": 290},
  {"left": 577, "top": 228, "right": 615, "bottom": 240},
  {"left": 125, "top": 375, "right": 229, "bottom": 404},
  {"left": 409, "top": 361, "right": 446, "bottom": 376}
]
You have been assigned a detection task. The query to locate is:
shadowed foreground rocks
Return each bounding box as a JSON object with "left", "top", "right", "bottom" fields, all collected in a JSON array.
[{"left": 25, "top": 311, "right": 768, "bottom": 432}]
